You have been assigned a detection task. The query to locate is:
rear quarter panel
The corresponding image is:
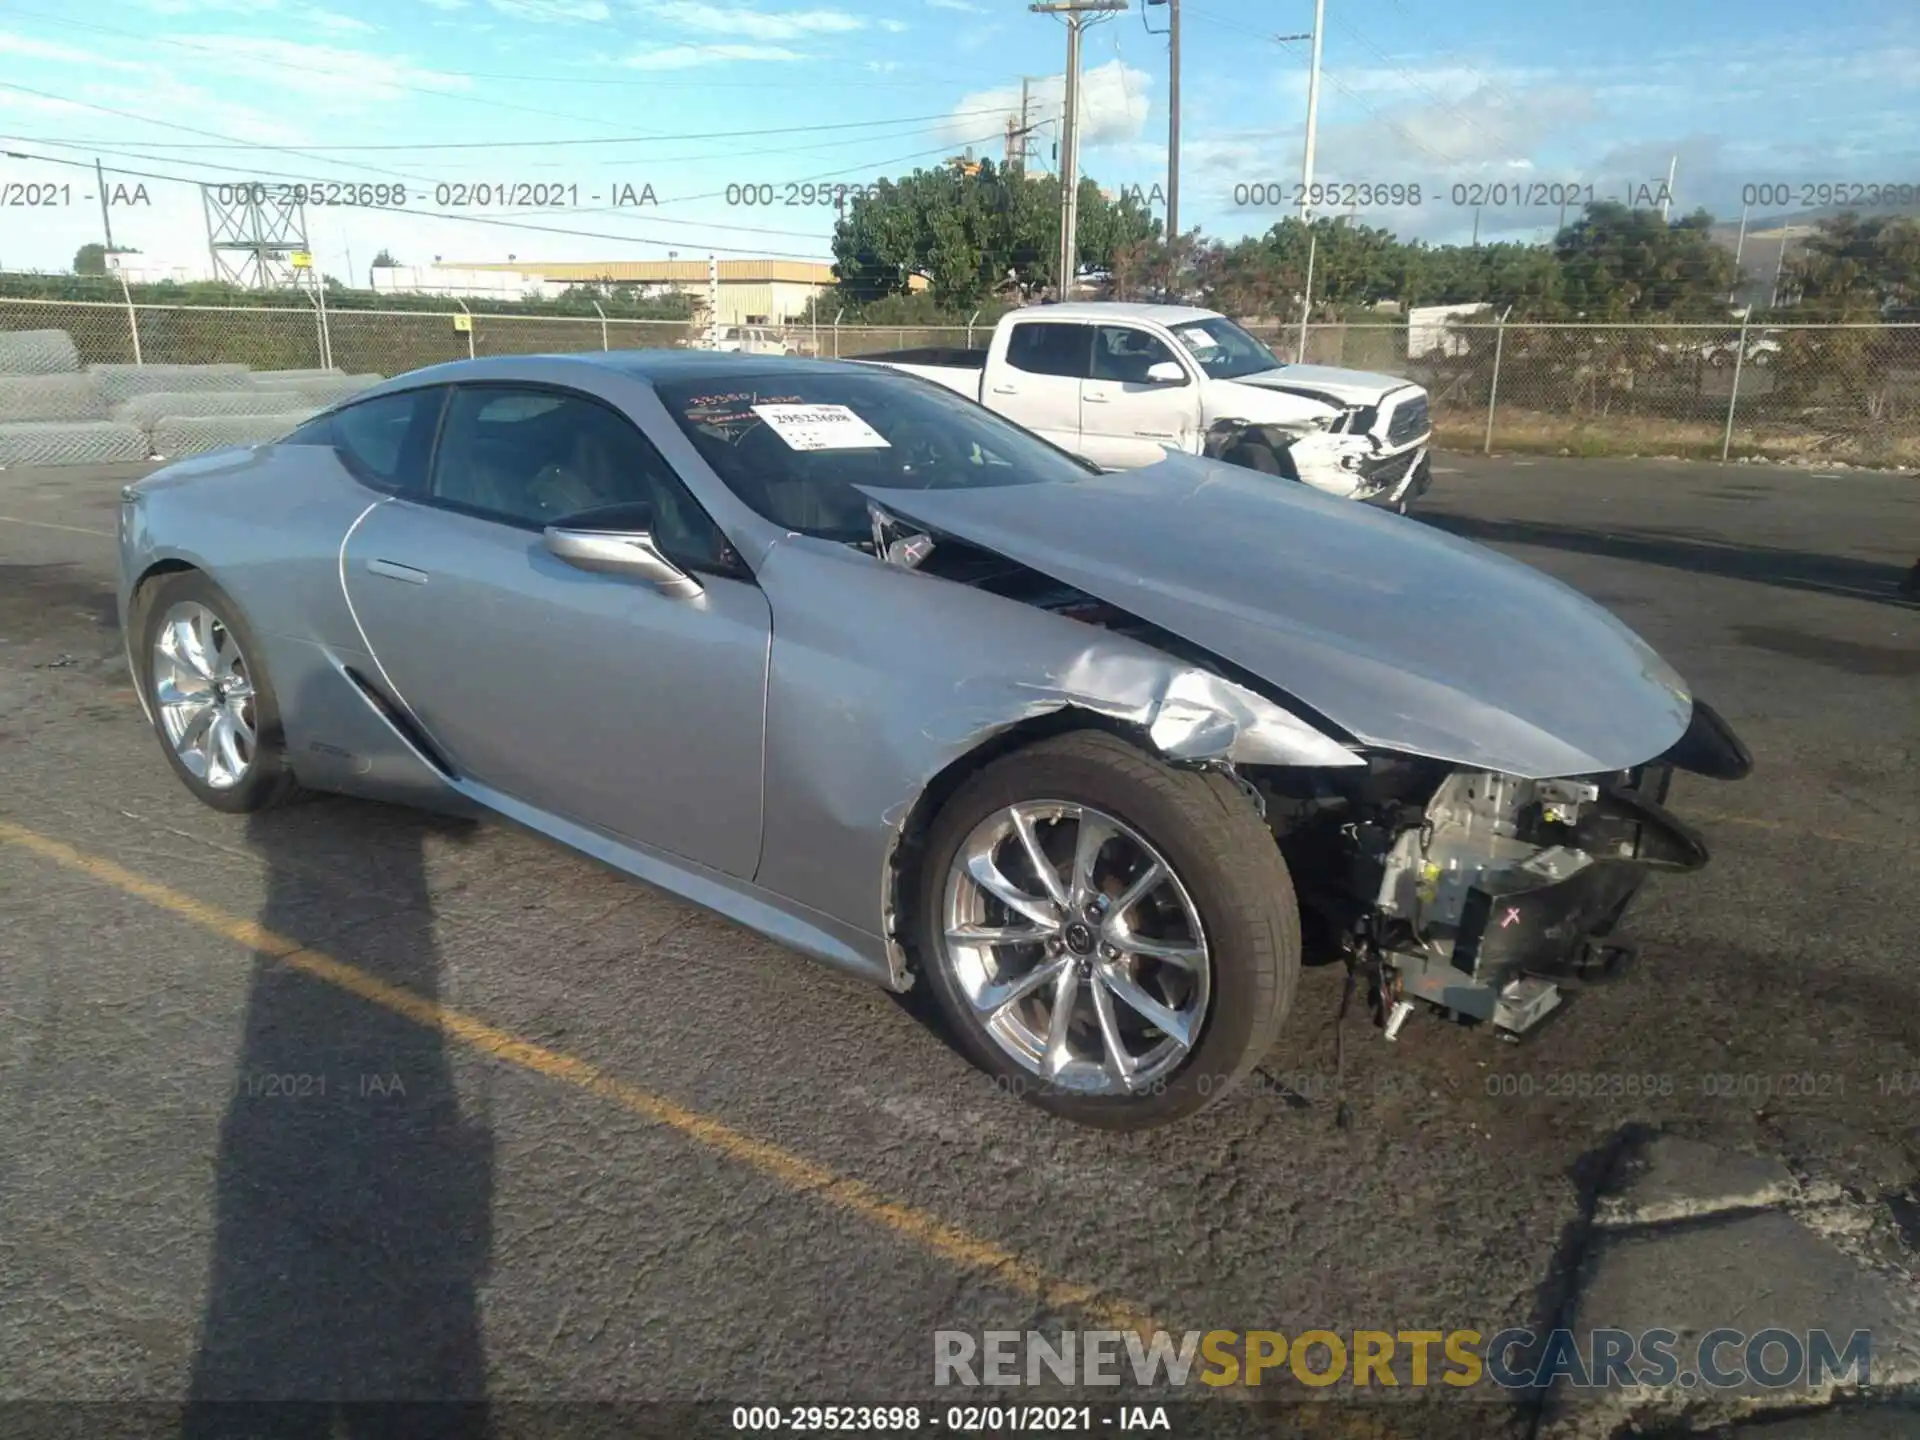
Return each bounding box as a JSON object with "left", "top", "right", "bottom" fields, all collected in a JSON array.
[{"left": 122, "top": 440, "right": 376, "bottom": 655}]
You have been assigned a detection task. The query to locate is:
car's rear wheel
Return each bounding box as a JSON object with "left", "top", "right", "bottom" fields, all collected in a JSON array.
[
  {"left": 135, "top": 570, "right": 304, "bottom": 814},
  {"left": 912, "top": 730, "right": 1300, "bottom": 1129}
]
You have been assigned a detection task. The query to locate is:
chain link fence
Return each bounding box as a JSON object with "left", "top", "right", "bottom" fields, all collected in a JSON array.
[
  {"left": 4, "top": 298, "right": 1917, "bottom": 468},
  {"left": 1250, "top": 319, "right": 1920, "bottom": 468}
]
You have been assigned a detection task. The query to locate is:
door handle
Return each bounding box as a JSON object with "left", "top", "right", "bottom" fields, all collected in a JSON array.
[
  {"left": 366, "top": 558, "right": 429, "bottom": 584},
  {"left": 989, "top": 385, "right": 1019, "bottom": 395},
  {"left": 1084, "top": 392, "right": 1111, "bottom": 403}
]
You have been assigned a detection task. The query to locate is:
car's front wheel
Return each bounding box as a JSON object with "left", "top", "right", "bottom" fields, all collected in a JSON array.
[
  {"left": 913, "top": 730, "right": 1300, "bottom": 1129},
  {"left": 134, "top": 570, "right": 304, "bottom": 813}
]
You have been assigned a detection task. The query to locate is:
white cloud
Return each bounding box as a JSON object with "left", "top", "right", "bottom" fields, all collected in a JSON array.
[
  {"left": 621, "top": 43, "right": 808, "bottom": 70},
  {"left": 172, "top": 34, "right": 473, "bottom": 105},
  {"left": 647, "top": 3, "right": 864, "bottom": 40},
  {"left": 314, "top": 11, "right": 377, "bottom": 33},
  {"left": 421, "top": 0, "right": 469, "bottom": 7},
  {"left": 488, "top": 0, "right": 608, "bottom": 20},
  {"left": 881, "top": 19, "right": 908, "bottom": 33},
  {"left": 0, "top": 31, "right": 152, "bottom": 71},
  {"left": 140, "top": 0, "right": 282, "bottom": 13},
  {"left": 947, "top": 59, "right": 1151, "bottom": 152},
  {"left": 925, "top": 0, "right": 983, "bottom": 11},
  {"left": 74, "top": 72, "right": 302, "bottom": 147}
]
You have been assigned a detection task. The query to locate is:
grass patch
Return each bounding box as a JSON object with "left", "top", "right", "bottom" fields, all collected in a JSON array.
[{"left": 1433, "top": 410, "right": 1920, "bottom": 469}]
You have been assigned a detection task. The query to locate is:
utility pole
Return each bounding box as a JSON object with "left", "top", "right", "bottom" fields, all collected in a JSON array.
[
  {"left": 1730, "top": 202, "right": 1748, "bottom": 306},
  {"left": 1147, "top": 0, "right": 1181, "bottom": 241},
  {"left": 1660, "top": 154, "right": 1676, "bottom": 222},
  {"left": 1300, "top": 0, "right": 1325, "bottom": 223},
  {"left": 1006, "top": 76, "right": 1040, "bottom": 174},
  {"left": 1032, "top": 1, "right": 1127, "bottom": 301},
  {"left": 94, "top": 157, "right": 115, "bottom": 257}
]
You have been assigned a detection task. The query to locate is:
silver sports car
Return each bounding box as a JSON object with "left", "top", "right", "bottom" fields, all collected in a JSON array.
[{"left": 118, "top": 351, "right": 1751, "bottom": 1130}]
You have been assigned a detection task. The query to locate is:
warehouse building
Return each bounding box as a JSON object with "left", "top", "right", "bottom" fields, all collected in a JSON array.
[{"left": 370, "top": 258, "right": 929, "bottom": 324}]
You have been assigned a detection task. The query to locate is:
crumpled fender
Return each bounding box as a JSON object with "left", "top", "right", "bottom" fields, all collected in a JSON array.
[{"left": 748, "top": 534, "right": 1362, "bottom": 986}]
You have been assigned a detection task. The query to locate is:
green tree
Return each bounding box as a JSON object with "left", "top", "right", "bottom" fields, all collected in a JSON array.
[
  {"left": 1552, "top": 203, "right": 1734, "bottom": 318},
  {"left": 830, "top": 157, "right": 1156, "bottom": 308},
  {"left": 370, "top": 248, "right": 401, "bottom": 268},
  {"left": 1777, "top": 212, "right": 1920, "bottom": 319},
  {"left": 74, "top": 243, "right": 108, "bottom": 275},
  {"left": 1768, "top": 212, "right": 1920, "bottom": 416}
]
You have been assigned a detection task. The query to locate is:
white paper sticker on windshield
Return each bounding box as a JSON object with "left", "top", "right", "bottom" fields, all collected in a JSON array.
[
  {"left": 751, "top": 403, "right": 892, "bottom": 451},
  {"left": 1177, "top": 326, "right": 1219, "bottom": 350}
]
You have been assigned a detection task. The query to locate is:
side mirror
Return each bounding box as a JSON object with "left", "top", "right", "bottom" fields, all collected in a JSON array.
[
  {"left": 1145, "top": 360, "right": 1187, "bottom": 385},
  {"left": 544, "top": 523, "right": 703, "bottom": 599}
]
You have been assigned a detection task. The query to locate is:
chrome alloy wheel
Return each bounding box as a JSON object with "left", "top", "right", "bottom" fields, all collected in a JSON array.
[
  {"left": 151, "top": 600, "right": 257, "bottom": 790},
  {"left": 941, "top": 801, "right": 1211, "bottom": 1095}
]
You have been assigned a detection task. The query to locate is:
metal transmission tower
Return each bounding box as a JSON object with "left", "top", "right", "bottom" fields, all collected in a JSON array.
[{"left": 201, "top": 185, "right": 310, "bottom": 289}]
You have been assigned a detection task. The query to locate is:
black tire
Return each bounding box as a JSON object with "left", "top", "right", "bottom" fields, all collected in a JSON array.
[
  {"left": 911, "top": 730, "right": 1301, "bottom": 1130},
  {"left": 134, "top": 569, "right": 306, "bottom": 814},
  {"left": 1223, "top": 439, "right": 1291, "bottom": 477}
]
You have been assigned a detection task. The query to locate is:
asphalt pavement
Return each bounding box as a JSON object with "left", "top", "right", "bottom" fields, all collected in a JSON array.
[{"left": 0, "top": 453, "right": 1915, "bottom": 1438}]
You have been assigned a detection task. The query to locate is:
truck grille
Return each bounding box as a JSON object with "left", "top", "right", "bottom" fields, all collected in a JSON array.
[
  {"left": 1385, "top": 393, "right": 1430, "bottom": 446},
  {"left": 1360, "top": 449, "right": 1418, "bottom": 488}
]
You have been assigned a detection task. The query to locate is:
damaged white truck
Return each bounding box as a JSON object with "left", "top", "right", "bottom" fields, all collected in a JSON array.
[{"left": 860, "top": 302, "right": 1434, "bottom": 511}]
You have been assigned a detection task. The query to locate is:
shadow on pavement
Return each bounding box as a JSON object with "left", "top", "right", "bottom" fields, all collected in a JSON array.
[
  {"left": 180, "top": 786, "right": 494, "bottom": 1440},
  {"left": 1421, "top": 513, "right": 1920, "bottom": 610}
]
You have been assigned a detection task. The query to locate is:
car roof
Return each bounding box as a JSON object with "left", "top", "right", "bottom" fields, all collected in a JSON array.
[{"left": 1012, "top": 302, "right": 1222, "bottom": 326}]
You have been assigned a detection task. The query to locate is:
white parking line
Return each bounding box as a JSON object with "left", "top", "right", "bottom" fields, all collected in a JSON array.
[{"left": 0, "top": 514, "right": 115, "bottom": 539}]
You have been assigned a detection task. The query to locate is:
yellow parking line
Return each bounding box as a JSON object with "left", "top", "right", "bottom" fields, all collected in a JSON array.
[
  {"left": 0, "top": 817, "right": 1159, "bottom": 1338},
  {"left": 0, "top": 514, "right": 116, "bottom": 539}
]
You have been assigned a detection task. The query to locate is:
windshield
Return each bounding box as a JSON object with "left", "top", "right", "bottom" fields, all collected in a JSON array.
[
  {"left": 654, "top": 368, "right": 1097, "bottom": 543},
  {"left": 1169, "top": 317, "right": 1284, "bottom": 380}
]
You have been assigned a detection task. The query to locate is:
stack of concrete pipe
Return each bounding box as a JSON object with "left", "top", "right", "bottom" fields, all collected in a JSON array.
[{"left": 0, "top": 331, "right": 383, "bottom": 466}]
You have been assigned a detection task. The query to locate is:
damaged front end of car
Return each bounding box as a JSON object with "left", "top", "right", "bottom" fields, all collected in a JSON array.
[
  {"left": 1246, "top": 698, "right": 1751, "bottom": 1043},
  {"left": 857, "top": 473, "right": 1751, "bottom": 1047}
]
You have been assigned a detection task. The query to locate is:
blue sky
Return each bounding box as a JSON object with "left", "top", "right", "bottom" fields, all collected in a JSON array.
[{"left": 1, "top": 0, "right": 1916, "bottom": 280}]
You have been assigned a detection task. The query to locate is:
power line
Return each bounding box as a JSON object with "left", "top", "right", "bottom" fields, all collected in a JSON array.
[
  {"left": 1325, "top": 12, "right": 1519, "bottom": 159},
  {"left": 3, "top": 132, "right": 1013, "bottom": 254},
  {"left": 3, "top": 148, "right": 835, "bottom": 260},
  {"left": 0, "top": 83, "right": 438, "bottom": 187},
  {"left": 7, "top": 129, "right": 1007, "bottom": 222},
  {"left": 3, "top": 12, "right": 681, "bottom": 139},
  {"left": 15, "top": 121, "right": 1006, "bottom": 179},
  {"left": 13, "top": 108, "right": 1017, "bottom": 153},
  {"left": 1372, "top": 0, "right": 1536, "bottom": 119},
  {"left": 7, "top": 8, "right": 1019, "bottom": 101}
]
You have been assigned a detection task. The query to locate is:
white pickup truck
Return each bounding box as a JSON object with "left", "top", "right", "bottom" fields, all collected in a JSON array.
[{"left": 859, "top": 302, "right": 1434, "bottom": 510}]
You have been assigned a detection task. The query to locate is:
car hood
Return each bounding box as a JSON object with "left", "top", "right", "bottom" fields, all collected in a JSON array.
[
  {"left": 1234, "top": 363, "right": 1420, "bottom": 406},
  {"left": 858, "top": 454, "right": 1693, "bottom": 779}
]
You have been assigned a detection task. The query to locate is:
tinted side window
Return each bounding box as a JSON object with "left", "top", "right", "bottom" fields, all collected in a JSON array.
[
  {"left": 1005, "top": 322, "right": 1093, "bottom": 379},
  {"left": 431, "top": 385, "right": 731, "bottom": 568},
  {"left": 331, "top": 388, "right": 443, "bottom": 494},
  {"left": 1092, "top": 326, "right": 1183, "bottom": 384}
]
